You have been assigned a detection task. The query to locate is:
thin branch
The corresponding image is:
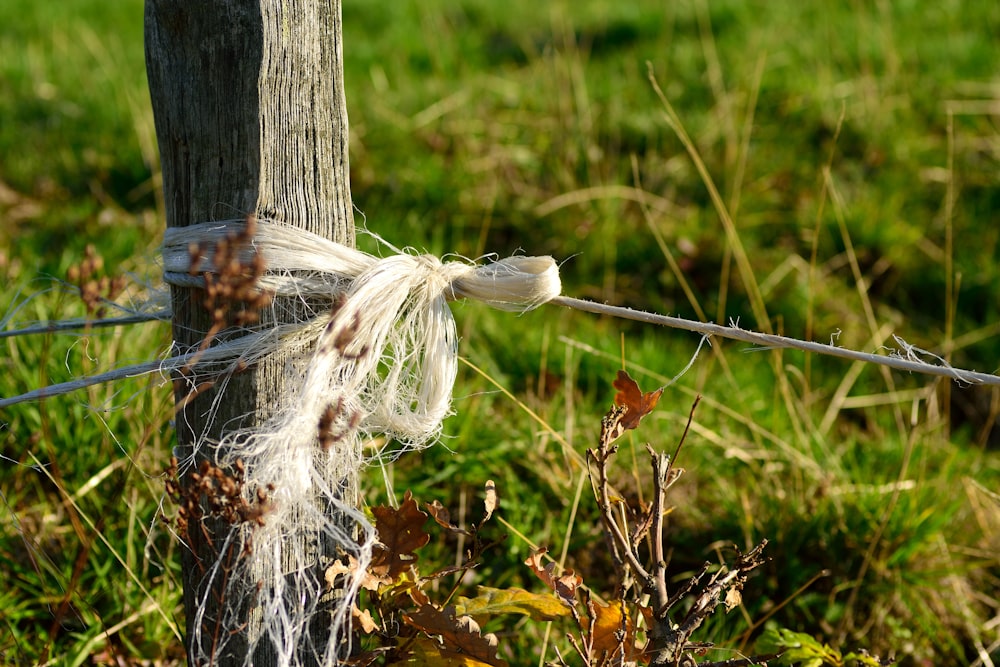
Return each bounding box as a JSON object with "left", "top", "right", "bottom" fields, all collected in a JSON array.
[
  {"left": 659, "top": 563, "right": 710, "bottom": 618},
  {"left": 649, "top": 447, "right": 672, "bottom": 610},
  {"left": 699, "top": 653, "right": 781, "bottom": 667},
  {"left": 589, "top": 446, "right": 653, "bottom": 588}
]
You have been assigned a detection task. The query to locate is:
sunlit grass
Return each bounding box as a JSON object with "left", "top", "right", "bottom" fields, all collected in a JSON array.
[{"left": 2, "top": 0, "right": 999, "bottom": 664}]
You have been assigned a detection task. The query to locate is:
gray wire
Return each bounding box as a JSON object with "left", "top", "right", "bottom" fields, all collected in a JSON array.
[{"left": 550, "top": 296, "right": 1000, "bottom": 386}]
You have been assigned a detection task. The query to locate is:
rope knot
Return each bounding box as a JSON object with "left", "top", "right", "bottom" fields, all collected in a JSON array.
[
  {"left": 161, "top": 219, "right": 562, "bottom": 448},
  {"left": 408, "top": 253, "right": 466, "bottom": 301}
]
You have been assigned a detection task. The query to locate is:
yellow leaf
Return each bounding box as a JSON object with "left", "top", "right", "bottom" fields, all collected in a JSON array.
[
  {"left": 455, "top": 586, "right": 571, "bottom": 622},
  {"left": 590, "top": 600, "right": 641, "bottom": 662},
  {"left": 407, "top": 637, "right": 498, "bottom": 667}
]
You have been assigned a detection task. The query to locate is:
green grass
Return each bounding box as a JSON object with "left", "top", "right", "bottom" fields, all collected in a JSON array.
[{"left": 2, "top": 0, "right": 999, "bottom": 664}]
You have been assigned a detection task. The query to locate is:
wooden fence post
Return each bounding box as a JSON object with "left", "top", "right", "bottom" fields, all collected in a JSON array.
[{"left": 145, "top": 1, "right": 354, "bottom": 663}]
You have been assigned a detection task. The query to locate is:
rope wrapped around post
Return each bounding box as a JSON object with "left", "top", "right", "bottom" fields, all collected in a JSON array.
[
  {"left": 162, "top": 219, "right": 561, "bottom": 450},
  {"left": 160, "top": 218, "right": 563, "bottom": 663}
]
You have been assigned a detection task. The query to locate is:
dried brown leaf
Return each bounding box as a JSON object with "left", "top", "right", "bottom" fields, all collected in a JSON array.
[
  {"left": 403, "top": 605, "right": 507, "bottom": 667},
  {"left": 483, "top": 480, "right": 498, "bottom": 522},
  {"left": 610, "top": 370, "right": 663, "bottom": 433},
  {"left": 370, "top": 490, "right": 430, "bottom": 581},
  {"left": 344, "top": 648, "right": 391, "bottom": 666},
  {"left": 326, "top": 554, "right": 391, "bottom": 592},
  {"left": 324, "top": 560, "right": 351, "bottom": 588},
  {"left": 426, "top": 499, "right": 458, "bottom": 531},
  {"left": 353, "top": 605, "right": 380, "bottom": 634},
  {"left": 724, "top": 585, "right": 742, "bottom": 612},
  {"left": 524, "top": 548, "right": 581, "bottom": 607},
  {"left": 391, "top": 579, "right": 431, "bottom": 607}
]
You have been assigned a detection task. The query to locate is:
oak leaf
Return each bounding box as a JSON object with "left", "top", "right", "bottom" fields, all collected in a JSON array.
[
  {"left": 325, "top": 555, "right": 391, "bottom": 593},
  {"left": 352, "top": 605, "right": 380, "bottom": 634},
  {"left": 524, "top": 548, "right": 582, "bottom": 607},
  {"left": 370, "top": 490, "right": 430, "bottom": 582},
  {"left": 425, "top": 499, "right": 459, "bottom": 531},
  {"left": 407, "top": 636, "right": 498, "bottom": 667},
  {"left": 455, "top": 586, "right": 571, "bottom": 622},
  {"left": 612, "top": 370, "right": 663, "bottom": 431},
  {"left": 403, "top": 605, "right": 507, "bottom": 667},
  {"left": 590, "top": 599, "right": 642, "bottom": 662}
]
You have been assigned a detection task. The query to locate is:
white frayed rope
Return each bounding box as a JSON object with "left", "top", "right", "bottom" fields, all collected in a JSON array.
[
  {"left": 162, "top": 219, "right": 560, "bottom": 665},
  {"left": 162, "top": 219, "right": 561, "bottom": 448}
]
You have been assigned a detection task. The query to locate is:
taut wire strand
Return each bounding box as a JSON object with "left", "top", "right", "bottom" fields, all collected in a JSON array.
[
  {"left": 0, "top": 310, "right": 172, "bottom": 339},
  {"left": 549, "top": 296, "right": 1000, "bottom": 386}
]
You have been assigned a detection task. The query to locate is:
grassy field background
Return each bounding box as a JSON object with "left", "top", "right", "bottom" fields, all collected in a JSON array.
[{"left": 2, "top": 0, "right": 999, "bottom": 664}]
